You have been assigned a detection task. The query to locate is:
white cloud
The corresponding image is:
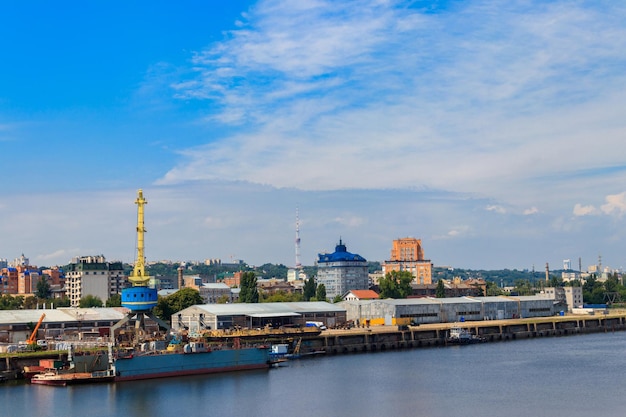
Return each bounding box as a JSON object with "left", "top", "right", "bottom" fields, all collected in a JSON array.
[
  {"left": 601, "top": 192, "right": 626, "bottom": 216},
  {"left": 523, "top": 207, "right": 539, "bottom": 215},
  {"left": 573, "top": 203, "right": 598, "bottom": 217},
  {"left": 332, "top": 216, "right": 365, "bottom": 228},
  {"left": 486, "top": 205, "right": 507, "bottom": 214},
  {"left": 433, "top": 226, "right": 470, "bottom": 240}
]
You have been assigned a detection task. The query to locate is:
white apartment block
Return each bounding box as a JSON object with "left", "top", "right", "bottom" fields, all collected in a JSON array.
[{"left": 65, "top": 255, "right": 126, "bottom": 307}]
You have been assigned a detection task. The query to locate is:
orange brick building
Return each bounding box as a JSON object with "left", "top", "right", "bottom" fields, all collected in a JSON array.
[{"left": 382, "top": 238, "right": 432, "bottom": 284}]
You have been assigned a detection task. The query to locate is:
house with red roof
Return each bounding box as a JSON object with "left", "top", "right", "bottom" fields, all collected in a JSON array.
[{"left": 342, "top": 289, "right": 380, "bottom": 301}]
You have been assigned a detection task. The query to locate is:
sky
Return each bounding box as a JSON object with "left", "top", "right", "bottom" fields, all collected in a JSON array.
[{"left": 1, "top": 0, "right": 626, "bottom": 272}]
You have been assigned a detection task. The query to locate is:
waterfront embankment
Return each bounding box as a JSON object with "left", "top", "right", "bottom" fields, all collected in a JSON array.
[
  {"left": 3, "top": 311, "right": 626, "bottom": 380},
  {"left": 307, "top": 311, "right": 626, "bottom": 355}
]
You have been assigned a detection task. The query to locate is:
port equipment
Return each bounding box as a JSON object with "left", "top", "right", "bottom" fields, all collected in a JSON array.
[
  {"left": 121, "top": 189, "right": 158, "bottom": 312},
  {"left": 27, "top": 313, "right": 46, "bottom": 346},
  {"left": 113, "top": 189, "right": 170, "bottom": 343}
]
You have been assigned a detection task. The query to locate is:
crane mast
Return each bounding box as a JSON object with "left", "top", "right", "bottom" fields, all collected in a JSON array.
[
  {"left": 113, "top": 189, "right": 170, "bottom": 345},
  {"left": 120, "top": 189, "right": 158, "bottom": 312},
  {"left": 129, "top": 189, "right": 149, "bottom": 286}
]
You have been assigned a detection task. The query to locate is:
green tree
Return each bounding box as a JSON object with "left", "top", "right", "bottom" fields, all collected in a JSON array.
[
  {"left": 379, "top": 270, "right": 413, "bottom": 299},
  {"left": 513, "top": 279, "right": 533, "bottom": 296},
  {"left": 262, "top": 291, "right": 303, "bottom": 303},
  {"left": 35, "top": 277, "right": 51, "bottom": 300},
  {"left": 23, "top": 296, "right": 38, "bottom": 309},
  {"left": 153, "top": 288, "right": 203, "bottom": 321},
  {"left": 168, "top": 288, "right": 203, "bottom": 312},
  {"left": 54, "top": 297, "right": 71, "bottom": 307},
  {"left": 303, "top": 277, "right": 316, "bottom": 301},
  {"left": 486, "top": 280, "right": 504, "bottom": 296},
  {"left": 583, "top": 275, "right": 598, "bottom": 293},
  {"left": 0, "top": 294, "right": 24, "bottom": 310},
  {"left": 79, "top": 295, "right": 103, "bottom": 308},
  {"left": 216, "top": 294, "right": 230, "bottom": 304},
  {"left": 315, "top": 283, "right": 327, "bottom": 302},
  {"left": 106, "top": 293, "right": 122, "bottom": 307},
  {"left": 239, "top": 271, "right": 259, "bottom": 303},
  {"left": 153, "top": 297, "right": 174, "bottom": 322},
  {"left": 549, "top": 275, "right": 563, "bottom": 288},
  {"left": 435, "top": 279, "right": 446, "bottom": 298},
  {"left": 605, "top": 274, "right": 619, "bottom": 293},
  {"left": 255, "top": 263, "right": 289, "bottom": 280}
]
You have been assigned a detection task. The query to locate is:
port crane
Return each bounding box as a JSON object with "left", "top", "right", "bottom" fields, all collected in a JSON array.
[{"left": 111, "top": 189, "right": 170, "bottom": 344}]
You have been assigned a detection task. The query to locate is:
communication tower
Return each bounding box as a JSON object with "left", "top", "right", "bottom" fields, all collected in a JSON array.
[{"left": 295, "top": 207, "right": 302, "bottom": 270}]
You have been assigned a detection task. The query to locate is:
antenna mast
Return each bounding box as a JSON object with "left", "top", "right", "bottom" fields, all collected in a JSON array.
[{"left": 295, "top": 207, "right": 302, "bottom": 269}]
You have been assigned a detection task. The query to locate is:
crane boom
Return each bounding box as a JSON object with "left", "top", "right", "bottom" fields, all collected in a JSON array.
[{"left": 27, "top": 313, "right": 46, "bottom": 344}]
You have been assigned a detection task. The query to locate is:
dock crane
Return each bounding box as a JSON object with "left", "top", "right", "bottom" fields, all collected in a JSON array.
[
  {"left": 27, "top": 313, "right": 46, "bottom": 346},
  {"left": 111, "top": 189, "right": 170, "bottom": 344}
]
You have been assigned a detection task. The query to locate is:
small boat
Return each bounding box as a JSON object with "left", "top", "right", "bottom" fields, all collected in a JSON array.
[
  {"left": 30, "top": 370, "right": 115, "bottom": 386},
  {"left": 22, "top": 365, "right": 46, "bottom": 380},
  {"left": 270, "top": 343, "right": 290, "bottom": 360},
  {"left": 447, "top": 327, "right": 485, "bottom": 344}
]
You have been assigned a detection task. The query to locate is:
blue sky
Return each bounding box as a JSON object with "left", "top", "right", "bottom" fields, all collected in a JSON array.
[{"left": 1, "top": 0, "right": 626, "bottom": 272}]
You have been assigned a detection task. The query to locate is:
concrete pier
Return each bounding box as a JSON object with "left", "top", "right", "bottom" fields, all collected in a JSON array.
[{"left": 307, "top": 313, "right": 626, "bottom": 355}]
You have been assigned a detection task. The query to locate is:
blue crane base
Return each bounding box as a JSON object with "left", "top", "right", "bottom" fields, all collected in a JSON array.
[{"left": 121, "top": 286, "right": 158, "bottom": 312}]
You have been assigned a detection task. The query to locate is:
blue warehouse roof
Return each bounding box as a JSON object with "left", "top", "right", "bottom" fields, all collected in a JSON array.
[{"left": 317, "top": 239, "right": 366, "bottom": 263}]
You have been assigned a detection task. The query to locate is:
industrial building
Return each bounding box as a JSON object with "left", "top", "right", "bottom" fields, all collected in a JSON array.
[
  {"left": 338, "top": 295, "right": 557, "bottom": 326},
  {"left": 0, "top": 307, "right": 127, "bottom": 348},
  {"left": 172, "top": 302, "right": 347, "bottom": 332},
  {"left": 542, "top": 286, "right": 583, "bottom": 312}
]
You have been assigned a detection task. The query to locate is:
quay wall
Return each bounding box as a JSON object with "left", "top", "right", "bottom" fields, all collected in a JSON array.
[{"left": 308, "top": 314, "right": 626, "bottom": 355}]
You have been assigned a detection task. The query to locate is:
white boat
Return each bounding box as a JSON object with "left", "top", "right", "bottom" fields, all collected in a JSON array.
[{"left": 447, "top": 327, "right": 485, "bottom": 344}]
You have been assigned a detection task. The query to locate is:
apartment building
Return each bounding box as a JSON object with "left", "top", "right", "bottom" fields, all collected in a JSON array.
[
  {"left": 382, "top": 237, "right": 433, "bottom": 284},
  {"left": 64, "top": 255, "right": 126, "bottom": 307}
]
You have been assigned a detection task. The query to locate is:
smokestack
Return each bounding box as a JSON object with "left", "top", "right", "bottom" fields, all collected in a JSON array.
[{"left": 178, "top": 266, "right": 184, "bottom": 289}]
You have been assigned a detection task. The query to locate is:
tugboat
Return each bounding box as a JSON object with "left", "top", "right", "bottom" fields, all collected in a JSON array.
[{"left": 446, "top": 327, "right": 485, "bottom": 344}]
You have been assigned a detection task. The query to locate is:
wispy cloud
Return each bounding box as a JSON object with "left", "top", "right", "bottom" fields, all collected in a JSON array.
[
  {"left": 486, "top": 205, "right": 507, "bottom": 214},
  {"left": 523, "top": 207, "right": 539, "bottom": 216},
  {"left": 159, "top": 0, "right": 626, "bottom": 219},
  {"left": 5, "top": 1, "right": 626, "bottom": 271}
]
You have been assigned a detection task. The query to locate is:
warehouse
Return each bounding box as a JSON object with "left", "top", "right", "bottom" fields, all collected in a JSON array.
[
  {"left": 339, "top": 295, "right": 556, "bottom": 325},
  {"left": 172, "top": 302, "right": 347, "bottom": 332},
  {"left": 0, "top": 307, "right": 126, "bottom": 349}
]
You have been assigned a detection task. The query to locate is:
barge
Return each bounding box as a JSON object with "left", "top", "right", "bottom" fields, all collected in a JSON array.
[
  {"left": 112, "top": 341, "right": 271, "bottom": 381},
  {"left": 30, "top": 370, "right": 115, "bottom": 386}
]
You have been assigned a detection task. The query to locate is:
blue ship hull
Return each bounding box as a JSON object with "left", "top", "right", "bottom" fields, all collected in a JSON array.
[{"left": 113, "top": 347, "right": 271, "bottom": 381}]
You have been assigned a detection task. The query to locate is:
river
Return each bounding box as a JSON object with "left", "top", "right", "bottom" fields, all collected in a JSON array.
[{"left": 3, "top": 331, "right": 626, "bottom": 417}]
